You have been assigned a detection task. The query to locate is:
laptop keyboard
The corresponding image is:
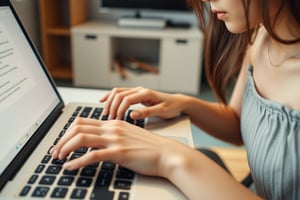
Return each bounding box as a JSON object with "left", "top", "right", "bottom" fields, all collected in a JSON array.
[{"left": 19, "top": 106, "right": 145, "bottom": 199}]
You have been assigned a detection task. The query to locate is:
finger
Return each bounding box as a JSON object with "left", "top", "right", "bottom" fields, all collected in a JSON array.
[
  {"left": 108, "top": 88, "right": 143, "bottom": 119},
  {"left": 131, "top": 104, "right": 163, "bottom": 119},
  {"left": 115, "top": 87, "right": 158, "bottom": 119},
  {"left": 63, "top": 149, "right": 116, "bottom": 170},
  {"left": 99, "top": 91, "right": 111, "bottom": 103},
  {"left": 51, "top": 118, "right": 103, "bottom": 158},
  {"left": 102, "top": 88, "right": 128, "bottom": 116},
  {"left": 58, "top": 133, "right": 107, "bottom": 160}
]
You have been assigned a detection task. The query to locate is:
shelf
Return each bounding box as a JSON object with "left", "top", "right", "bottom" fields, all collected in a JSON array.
[
  {"left": 49, "top": 65, "right": 73, "bottom": 79},
  {"left": 39, "top": 0, "right": 88, "bottom": 80},
  {"left": 47, "top": 27, "right": 70, "bottom": 36}
]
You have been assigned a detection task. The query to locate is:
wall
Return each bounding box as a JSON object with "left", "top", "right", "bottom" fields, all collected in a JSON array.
[{"left": 11, "top": 0, "right": 40, "bottom": 51}]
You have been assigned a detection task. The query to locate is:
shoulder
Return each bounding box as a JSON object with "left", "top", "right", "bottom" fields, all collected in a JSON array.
[
  {"left": 229, "top": 26, "right": 269, "bottom": 115},
  {"left": 247, "top": 26, "right": 300, "bottom": 111}
]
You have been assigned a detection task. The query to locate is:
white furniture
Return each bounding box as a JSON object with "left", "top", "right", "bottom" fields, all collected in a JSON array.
[
  {"left": 71, "top": 21, "right": 204, "bottom": 94},
  {"left": 57, "top": 87, "right": 109, "bottom": 104}
]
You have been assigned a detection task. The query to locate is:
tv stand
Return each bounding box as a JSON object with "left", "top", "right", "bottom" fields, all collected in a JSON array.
[
  {"left": 118, "top": 11, "right": 166, "bottom": 29},
  {"left": 71, "top": 21, "right": 204, "bottom": 94}
]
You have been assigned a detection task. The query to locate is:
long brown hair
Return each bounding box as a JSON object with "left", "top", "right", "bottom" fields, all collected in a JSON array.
[{"left": 186, "top": 0, "right": 300, "bottom": 103}]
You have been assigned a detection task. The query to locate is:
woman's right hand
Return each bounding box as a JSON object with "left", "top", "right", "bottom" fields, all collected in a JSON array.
[{"left": 99, "top": 86, "right": 187, "bottom": 120}]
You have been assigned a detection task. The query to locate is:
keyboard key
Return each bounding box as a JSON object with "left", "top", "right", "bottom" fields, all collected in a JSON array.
[
  {"left": 76, "top": 177, "right": 92, "bottom": 187},
  {"left": 63, "top": 169, "right": 79, "bottom": 176},
  {"left": 41, "top": 155, "right": 51, "bottom": 164},
  {"left": 52, "top": 158, "right": 66, "bottom": 165},
  {"left": 72, "top": 106, "right": 82, "bottom": 117},
  {"left": 53, "top": 137, "right": 60, "bottom": 145},
  {"left": 35, "top": 164, "right": 45, "bottom": 173},
  {"left": 32, "top": 186, "right": 49, "bottom": 197},
  {"left": 80, "top": 167, "right": 96, "bottom": 177},
  {"left": 58, "top": 176, "right": 74, "bottom": 186},
  {"left": 68, "top": 116, "right": 76, "bottom": 123},
  {"left": 71, "top": 188, "right": 87, "bottom": 199},
  {"left": 95, "top": 170, "right": 113, "bottom": 188},
  {"left": 101, "top": 115, "right": 108, "bottom": 121},
  {"left": 70, "top": 153, "right": 84, "bottom": 160},
  {"left": 91, "top": 107, "right": 103, "bottom": 119},
  {"left": 101, "top": 161, "right": 116, "bottom": 170},
  {"left": 116, "top": 167, "right": 135, "bottom": 179},
  {"left": 125, "top": 111, "right": 134, "bottom": 124},
  {"left": 59, "top": 130, "right": 66, "bottom": 137},
  {"left": 28, "top": 175, "right": 38, "bottom": 184},
  {"left": 119, "top": 192, "right": 130, "bottom": 200},
  {"left": 136, "top": 119, "right": 145, "bottom": 128},
  {"left": 87, "top": 162, "right": 100, "bottom": 168},
  {"left": 114, "top": 180, "right": 132, "bottom": 190},
  {"left": 46, "top": 165, "right": 62, "bottom": 174},
  {"left": 39, "top": 175, "right": 56, "bottom": 185},
  {"left": 75, "top": 147, "right": 88, "bottom": 154},
  {"left": 80, "top": 107, "right": 92, "bottom": 118},
  {"left": 64, "top": 122, "right": 72, "bottom": 130},
  {"left": 48, "top": 146, "right": 54, "bottom": 154},
  {"left": 51, "top": 187, "right": 68, "bottom": 198},
  {"left": 90, "top": 188, "right": 114, "bottom": 200},
  {"left": 19, "top": 185, "right": 31, "bottom": 196}
]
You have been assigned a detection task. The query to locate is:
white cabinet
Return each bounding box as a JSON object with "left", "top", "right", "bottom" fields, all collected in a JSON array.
[
  {"left": 73, "top": 34, "right": 111, "bottom": 87},
  {"left": 71, "top": 22, "right": 204, "bottom": 94}
]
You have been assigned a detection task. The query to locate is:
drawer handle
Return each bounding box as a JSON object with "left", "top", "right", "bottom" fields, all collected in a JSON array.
[
  {"left": 176, "top": 39, "right": 188, "bottom": 44},
  {"left": 85, "top": 35, "right": 97, "bottom": 40}
]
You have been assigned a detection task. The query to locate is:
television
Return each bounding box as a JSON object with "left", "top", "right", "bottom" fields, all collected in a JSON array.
[
  {"left": 100, "top": 0, "right": 193, "bottom": 29},
  {"left": 101, "top": 0, "right": 191, "bottom": 12}
]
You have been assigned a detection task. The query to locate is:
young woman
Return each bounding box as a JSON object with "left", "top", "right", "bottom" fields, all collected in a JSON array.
[{"left": 51, "top": 0, "right": 300, "bottom": 199}]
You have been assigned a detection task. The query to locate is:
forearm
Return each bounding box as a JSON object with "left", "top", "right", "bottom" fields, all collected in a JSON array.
[
  {"left": 177, "top": 94, "right": 243, "bottom": 145},
  {"left": 161, "top": 147, "right": 260, "bottom": 200}
]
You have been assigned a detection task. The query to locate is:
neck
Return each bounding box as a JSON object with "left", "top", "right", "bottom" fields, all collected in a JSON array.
[{"left": 265, "top": 1, "right": 300, "bottom": 66}]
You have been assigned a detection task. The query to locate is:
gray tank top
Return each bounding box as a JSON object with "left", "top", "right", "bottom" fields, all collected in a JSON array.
[{"left": 241, "top": 67, "right": 300, "bottom": 200}]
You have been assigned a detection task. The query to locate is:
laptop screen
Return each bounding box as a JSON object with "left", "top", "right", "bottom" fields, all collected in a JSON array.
[{"left": 0, "top": 6, "right": 61, "bottom": 176}]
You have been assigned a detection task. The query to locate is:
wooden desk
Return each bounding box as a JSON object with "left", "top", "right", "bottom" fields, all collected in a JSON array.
[{"left": 209, "top": 147, "right": 250, "bottom": 182}]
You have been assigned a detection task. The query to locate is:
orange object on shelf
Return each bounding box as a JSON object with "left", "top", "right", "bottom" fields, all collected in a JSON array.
[{"left": 126, "top": 57, "right": 159, "bottom": 74}]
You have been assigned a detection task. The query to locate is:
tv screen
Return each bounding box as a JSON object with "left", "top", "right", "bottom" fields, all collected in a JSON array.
[{"left": 101, "top": 0, "right": 191, "bottom": 12}]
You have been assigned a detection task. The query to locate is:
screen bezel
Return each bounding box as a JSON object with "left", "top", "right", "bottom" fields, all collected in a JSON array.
[
  {"left": 0, "top": 0, "right": 64, "bottom": 190},
  {"left": 100, "top": 0, "right": 192, "bottom": 13}
]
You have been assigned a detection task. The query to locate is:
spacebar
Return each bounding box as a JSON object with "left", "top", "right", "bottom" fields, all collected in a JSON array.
[
  {"left": 90, "top": 170, "right": 114, "bottom": 200},
  {"left": 90, "top": 188, "right": 114, "bottom": 200}
]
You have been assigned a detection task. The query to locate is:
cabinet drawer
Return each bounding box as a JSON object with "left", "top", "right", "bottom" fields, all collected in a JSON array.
[
  {"left": 160, "top": 37, "right": 203, "bottom": 94},
  {"left": 72, "top": 34, "right": 111, "bottom": 87}
]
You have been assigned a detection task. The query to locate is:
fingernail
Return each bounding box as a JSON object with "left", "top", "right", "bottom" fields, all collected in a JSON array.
[
  {"left": 131, "top": 111, "right": 140, "bottom": 119},
  {"left": 63, "top": 162, "right": 72, "bottom": 170},
  {"left": 51, "top": 149, "right": 58, "bottom": 158}
]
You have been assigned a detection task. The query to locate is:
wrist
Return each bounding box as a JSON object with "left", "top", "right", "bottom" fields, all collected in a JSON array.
[
  {"left": 174, "top": 94, "right": 196, "bottom": 115},
  {"left": 158, "top": 144, "right": 191, "bottom": 180}
]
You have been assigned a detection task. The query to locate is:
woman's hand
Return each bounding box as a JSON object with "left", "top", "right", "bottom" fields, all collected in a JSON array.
[
  {"left": 99, "top": 86, "right": 186, "bottom": 120},
  {"left": 50, "top": 117, "right": 260, "bottom": 200},
  {"left": 50, "top": 117, "right": 188, "bottom": 177}
]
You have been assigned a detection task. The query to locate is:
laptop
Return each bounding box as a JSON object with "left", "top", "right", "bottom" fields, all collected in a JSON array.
[{"left": 0, "top": 1, "right": 194, "bottom": 199}]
